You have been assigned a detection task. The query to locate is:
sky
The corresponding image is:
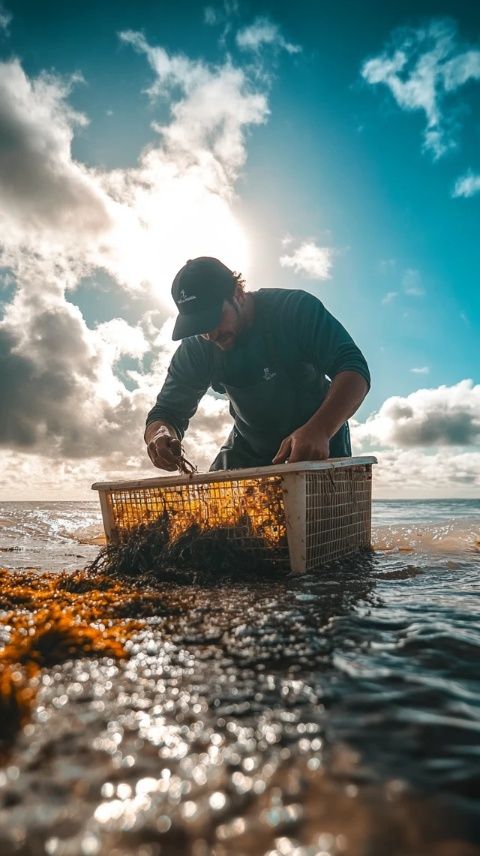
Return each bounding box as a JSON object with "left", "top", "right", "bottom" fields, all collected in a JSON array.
[{"left": 0, "top": 0, "right": 479, "bottom": 500}]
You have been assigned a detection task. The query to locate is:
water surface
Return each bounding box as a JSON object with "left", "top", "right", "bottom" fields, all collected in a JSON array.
[{"left": 0, "top": 500, "right": 479, "bottom": 855}]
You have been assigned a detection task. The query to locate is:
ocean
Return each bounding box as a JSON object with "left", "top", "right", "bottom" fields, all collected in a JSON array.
[{"left": 0, "top": 499, "right": 479, "bottom": 855}]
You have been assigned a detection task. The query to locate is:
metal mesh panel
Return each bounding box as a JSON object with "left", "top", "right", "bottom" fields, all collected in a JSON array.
[
  {"left": 105, "top": 476, "right": 289, "bottom": 564},
  {"left": 97, "top": 463, "right": 374, "bottom": 571},
  {"left": 304, "top": 465, "right": 372, "bottom": 568}
]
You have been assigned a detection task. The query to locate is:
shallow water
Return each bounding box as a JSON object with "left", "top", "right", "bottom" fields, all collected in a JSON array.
[{"left": 0, "top": 500, "right": 479, "bottom": 855}]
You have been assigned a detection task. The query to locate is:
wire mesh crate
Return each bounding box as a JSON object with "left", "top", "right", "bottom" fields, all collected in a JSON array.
[{"left": 92, "top": 457, "right": 376, "bottom": 573}]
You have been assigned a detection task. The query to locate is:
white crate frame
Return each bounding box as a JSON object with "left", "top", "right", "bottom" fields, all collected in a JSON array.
[{"left": 92, "top": 457, "right": 377, "bottom": 572}]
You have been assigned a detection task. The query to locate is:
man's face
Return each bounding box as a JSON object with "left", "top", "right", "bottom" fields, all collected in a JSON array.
[{"left": 200, "top": 298, "right": 242, "bottom": 350}]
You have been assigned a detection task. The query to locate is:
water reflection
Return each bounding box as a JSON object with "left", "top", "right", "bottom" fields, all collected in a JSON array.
[{"left": 1, "top": 546, "right": 480, "bottom": 854}]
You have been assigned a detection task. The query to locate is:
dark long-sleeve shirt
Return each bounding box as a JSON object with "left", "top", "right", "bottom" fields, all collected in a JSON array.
[{"left": 146, "top": 288, "right": 370, "bottom": 459}]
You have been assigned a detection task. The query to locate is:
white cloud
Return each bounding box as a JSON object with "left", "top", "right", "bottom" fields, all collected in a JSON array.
[
  {"left": 0, "top": 29, "right": 289, "bottom": 494},
  {"left": 452, "top": 171, "right": 480, "bottom": 198},
  {"left": 402, "top": 267, "right": 425, "bottom": 296},
  {"left": 0, "top": 387, "right": 231, "bottom": 499},
  {"left": 204, "top": 6, "right": 217, "bottom": 25},
  {"left": 280, "top": 240, "right": 334, "bottom": 280},
  {"left": 353, "top": 380, "right": 480, "bottom": 448},
  {"left": 113, "top": 32, "right": 268, "bottom": 283},
  {"left": 184, "top": 394, "right": 231, "bottom": 471},
  {"left": 362, "top": 18, "right": 480, "bottom": 159},
  {"left": 204, "top": 2, "right": 239, "bottom": 28},
  {"left": 236, "top": 17, "right": 301, "bottom": 55},
  {"left": 351, "top": 380, "right": 480, "bottom": 497},
  {"left": 0, "top": 4, "right": 11, "bottom": 33},
  {"left": 411, "top": 366, "right": 430, "bottom": 374},
  {"left": 0, "top": 37, "right": 273, "bottom": 297},
  {"left": 95, "top": 318, "right": 149, "bottom": 363},
  {"left": 203, "top": 2, "right": 240, "bottom": 47},
  {"left": 0, "top": 448, "right": 154, "bottom": 501},
  {"left": 368, "top": 448, "right": 480, "bottom": 499},
  {"left": 381, "top": 291, "right": 398, "bottom": 304},
  {"left": 0, "top": 60, "right": 113, "bottom": 259}
]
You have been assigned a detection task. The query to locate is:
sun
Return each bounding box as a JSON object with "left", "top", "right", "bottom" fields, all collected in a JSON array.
[{"left": 103, "top": 172, "right": 250, "bottom": 306}]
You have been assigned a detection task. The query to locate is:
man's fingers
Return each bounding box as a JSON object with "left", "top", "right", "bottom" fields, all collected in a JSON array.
[
  {"left": 151, "top": 452, "right": 177, "bottom": 471},
  {"left": 168, "top": 437, "right": 182, "bottom": 457},
  {"left": 272, "top": 436, "right": 292, "bottom": 464},
  {"left": 287, "top": 440, "right": 302, "bottom": 463},
  {"left": 148, "top": 436, "right": 181, "bottom": 471}
]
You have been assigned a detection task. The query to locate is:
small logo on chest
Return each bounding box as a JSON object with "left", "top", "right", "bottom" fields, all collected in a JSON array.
[{"left": 263, "top": 367, "right": 277, "bottom": 381}]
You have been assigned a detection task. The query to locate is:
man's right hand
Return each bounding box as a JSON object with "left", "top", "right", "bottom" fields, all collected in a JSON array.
[{"left": 146, "top": 425, "right": 182, "bottom": 471}]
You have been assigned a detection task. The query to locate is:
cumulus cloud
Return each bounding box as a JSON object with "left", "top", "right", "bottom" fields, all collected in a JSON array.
[
  {"left": 236, "top": 17, "right": 301, "bottom": 55},
  {"left": 367, "top": 448, "right": 480, "bottom": 499},
  {"left": 119, "top": 29, "right": 268, "bottom": 182},
  {"left": 0, "top": 448, "right": 155, "bottom": 501},
  {"left": 0, "top": 34, "right": 272, "bottom": 295},
  {"left": 353, "top": 380, "right": 480, "bottom": 448},
  {"left": 452, "top": 171, "right": 480, "bottom": 198},
  {"left": 0, "top": 60, "right": 113, "bottom": 260},
  {"left": 184, "top": 395, "right": 231, "bottom": 470},
  {"left": 105, "top": 29, "right": 271, "bottom": 288},
  {"left": 411, "top": 366, "right": 430, "bottom": 374},
  {"left": 362, "top": 18, "right": 480, "bottom": 159},
  {"left": 0, "top": 283, "right": 160, "bottom": 459},
  {"left": 280, "top": 240, "right": 334, "bottom": 280},
  {"left": 0, "top": 23, "right": 299, "bottom": 495}
]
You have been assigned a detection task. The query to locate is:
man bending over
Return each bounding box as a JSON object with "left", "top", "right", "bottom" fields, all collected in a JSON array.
[{"left": 145, "top": 257, "right": 370, "bottom": 472}]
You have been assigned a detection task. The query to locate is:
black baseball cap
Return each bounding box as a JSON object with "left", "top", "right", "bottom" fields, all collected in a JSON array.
[{"left": 171, "top": 257, "right": 236, "bottom": 341}]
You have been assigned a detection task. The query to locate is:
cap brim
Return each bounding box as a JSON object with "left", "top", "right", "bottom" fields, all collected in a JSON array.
[{"left": 172, "top": 303, "right": 224, "bottom": 341}]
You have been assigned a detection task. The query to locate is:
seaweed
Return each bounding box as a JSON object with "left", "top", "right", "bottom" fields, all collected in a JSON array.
[
  {"left": 0, "top": 663, "right": 36, "bottom": 747},
  {"left": 86, "top": 516, "right": 288, "bottom": 585},
  {"left": 0, "top": 512, "right": 287, "bottom": 751},
  {"left": 0, "top": 567, "right": 179, "bottom": 751}
]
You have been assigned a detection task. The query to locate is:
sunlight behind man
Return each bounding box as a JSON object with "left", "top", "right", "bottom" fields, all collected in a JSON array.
[{"left": 103, "top": 182, "right": 251, "bottom": 306}]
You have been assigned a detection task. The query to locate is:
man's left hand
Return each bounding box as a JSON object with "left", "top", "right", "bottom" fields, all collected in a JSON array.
[{"left": 272, "top": 425, "right": 330, "bottom": 464}]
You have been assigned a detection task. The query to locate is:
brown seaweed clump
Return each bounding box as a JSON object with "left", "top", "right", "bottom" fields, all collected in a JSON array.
[
  {"left": 0, "top": 662, "right": 37, "bottom": 748},
  {"left": 0, "top": 600, "right": 129, "bottom": 751},
  {"left": 87, "top": 515, "right": 288, "bottom": 585},
  {"left": 1, "top": 604, "right": 127, "bottom": 669},
  {"left": 0, "top": 514, "right": 287, "bottom": 751},
  {"left": 0, "top": 567, "right": 181, "bottom": 752}
]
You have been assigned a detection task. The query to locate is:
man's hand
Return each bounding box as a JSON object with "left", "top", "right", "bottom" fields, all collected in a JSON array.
[
  {"left": 147, "top": 425, "right": 182, "bottom": 471},
  {"left": 272, "top": 371, "right": 369, "bottom": 465},
  {"left": 272, "top": 424, "right": 330, "bottom": 464}
]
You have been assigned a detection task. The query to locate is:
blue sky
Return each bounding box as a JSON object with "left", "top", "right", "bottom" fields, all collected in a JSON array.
[{"left": 0, "top": 0, "right": 479, "bottom": 498}]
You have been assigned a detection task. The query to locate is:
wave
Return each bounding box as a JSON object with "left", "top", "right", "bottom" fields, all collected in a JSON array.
[{"left": 373, "top": 519, "right": 479, "bottom": 554}]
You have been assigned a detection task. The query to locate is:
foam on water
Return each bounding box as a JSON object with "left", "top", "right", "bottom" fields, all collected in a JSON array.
[
  {"left": 372, "top": 500, "right": 479, "bottom": 557},
  {"left": 0, "top": 499, "right": 478, "bottom": 572},
  {"left": 0, "top": 502, "right": 104, "bottom": 571}
]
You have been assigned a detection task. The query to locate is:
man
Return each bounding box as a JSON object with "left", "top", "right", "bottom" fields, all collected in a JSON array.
[{"left": 145, "top": 256, "right": 370, "bottom": 472}]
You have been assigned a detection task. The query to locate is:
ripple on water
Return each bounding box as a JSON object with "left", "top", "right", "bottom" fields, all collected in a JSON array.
[{"left": 1, "top": 535, "right": 480, "bottom": 853}]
